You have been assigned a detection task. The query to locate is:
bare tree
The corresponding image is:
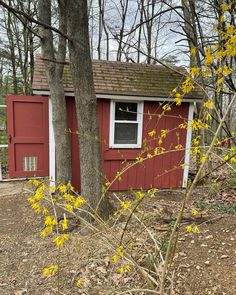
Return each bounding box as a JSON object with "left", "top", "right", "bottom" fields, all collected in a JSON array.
[
  {"left": 38, "top": 0, "right": 71, "bottom": 184},
  {"left": 67, "top": 0, "right": 111, "bottom": 218}
]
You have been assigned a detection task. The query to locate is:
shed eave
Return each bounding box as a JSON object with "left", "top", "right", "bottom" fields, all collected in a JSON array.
[{"left": 33, "top": 89, "right": 203, "bottom": 102}]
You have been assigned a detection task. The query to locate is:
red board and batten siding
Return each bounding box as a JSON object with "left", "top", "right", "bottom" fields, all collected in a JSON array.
[{"left": 66, "top": 97, "right": 188, "bottom": 191}]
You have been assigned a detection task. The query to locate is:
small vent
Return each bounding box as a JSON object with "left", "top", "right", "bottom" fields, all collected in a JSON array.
[{"left": 23, "top": 156, "right": 38, "bottom": 171}]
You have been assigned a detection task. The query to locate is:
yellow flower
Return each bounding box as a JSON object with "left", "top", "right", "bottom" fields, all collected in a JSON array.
[
  {"left": 162, "top": 104, "right": 171, "bottom": 111},
  {"left": 65, "top": 204, "right": 73, "bottom": 212},
  {"left": 120, "top": 201, "right": 131, "bottom": 210},
  {"left": 34, "top": 191, "right": 43, "bottom": 201},
  {"left": 136, "top": 191, "right": 145, "bottom": 201},
  {"left": 67, "top": 182, "right": 74, "bottom": 191},
  {"left": 27, "top": 196, "right": 35, "bottom": 204},
  {"left": 61, "top": 218, "right": 68, "bottom": 231},
  {"left": 58, "top": 184, "right": 67, "bottom": 193},
  {"left": 40, "top": 226, "right": 53, "bottom": 237},
  {"left": 31, "top": 203, "right": 41, "bottom": 214},
  {"left": 119, "top": 264, "right": 132, "bottom": 274},
  {"left": 191, "top": 209, "right": 198, "bottom": 216},
  {"left": 216, "top": 51, "right": 224, "bottom": 60},
  {"left": 124, "top": 264, "right": 132, "bottom": 272},
  {"left": 205, "top": 48, "right": 214, "bottom": 65},
  {"left": 136, "top": 157, "right": 144, "bottom": 162},
  {"left": 217, "top": 77, "right": 225, "bottom": 85},
  {"left": 50, "top": 186, "right": 55, "bottom": 193},
  {"left": 190, "top": 67, "right": 201, "bottom": 77},
  {"left": 172, "top": 86, "right": 178, "bottom": 93},
  {"left": 76, "top": 278, "right": 85, "bottom": 286},
  {"left": 193, "top": 225, "right": 200, "bottom": 234},
  {"left": 203, "top": 100, "right": 214, "bottom": 109},
  {"left": 175, "top": 144, "right": 183, "bottom": 150},
  {"left": 74, "top": 196, "right": 85, "bottom": 208},
  {"left": 112, "top": 254, "right": 119, "bottom": 263},
  {"left": 220, "top": 15, "right": 225, "bottom": 23},
  {"left": 147, "top": 153, "right": 153, "bottom": 159},
  {"left": 117, "top": 245, "right": 124, "bottom": 258},
  {"left": 205, "top": 112, "right": 212, "bottom": 121},
  {"left": 220, "top": 4, "right": 230, "bottom": 11},
  {"left": 154, "top": 147, "right": 159, "bottom": 155},
  {"left": 44, "top": 216, "right": 57, "bottom": 226},
  {"left": 37, "top": 184, "right": 46, "bottom": 192},
  {"left": 174, "top": 93, "right": 183, "bottom": 106},
  {"left": 225, "top": 35, "right": 236, "bottom": 57},
  {"left": 161, "top": 129, "right": 168, "bottom": 138},
  {"left": 64, "top": 193, "right": 75, "bottom": 203},
  {"left": 230, "top": 157, "right": 236, "bottom": 163},
  {"left": 42, "top": 207, "right": 48, "bottom": 215},
  {"left": 53, "top": 234, "right": 70, "bottom": 248},
  {"left": 29, "top": 179, "right": 40, "bottom": 186},
  {"left": 182, "top": 77, "right": 195, "bottom": 93},
  {"left": 148, "top": 130, "right": 156, "bottom": 137},
  {"left": 186, "top": 225, "right": 192, "bottom": 232},
  {"left": 116, "top": 172, "right": 122, "bottom": 181},
  {"left": 179, "top": 123, "right": 187, "bottom": 129},
  {"left": 43, "top": 264, "right": 58, "bottom": 277}
]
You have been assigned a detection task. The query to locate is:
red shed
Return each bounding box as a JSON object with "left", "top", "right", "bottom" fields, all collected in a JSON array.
[{"left": 7, "top": 56, "right": 203, "bottom": 190}]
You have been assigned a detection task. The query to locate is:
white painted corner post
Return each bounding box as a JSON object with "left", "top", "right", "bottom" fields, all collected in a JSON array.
[
  {"left": 182, "top": 102, "right": 195, "bottom": 187},
  {"left": 49, "top": 98, "right": 56, "bottom": 184},
  {"left": 0, "top": 104, "right": 7, "bottom": 181}
]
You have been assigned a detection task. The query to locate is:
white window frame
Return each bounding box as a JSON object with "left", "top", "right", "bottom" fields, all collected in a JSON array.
[{"left": 109, "top": 100, "right": 144, "bottom": 148}]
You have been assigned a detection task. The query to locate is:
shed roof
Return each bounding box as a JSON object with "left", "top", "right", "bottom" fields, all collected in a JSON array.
[{"left": 33, "top": 55, "right": 203, "bottom": 100}]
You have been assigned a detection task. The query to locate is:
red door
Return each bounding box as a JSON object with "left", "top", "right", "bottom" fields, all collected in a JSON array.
[{"left": 7, "top": 95, "right": 49, "bottom": 178}]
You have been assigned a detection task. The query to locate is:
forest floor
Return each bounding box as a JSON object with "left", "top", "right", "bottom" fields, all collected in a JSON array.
[{"left": 0, "top": 174, "right": 235, "bottom": 295}]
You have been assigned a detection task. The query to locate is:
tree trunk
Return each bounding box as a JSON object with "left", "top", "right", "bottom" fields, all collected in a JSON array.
[
  {"left": 67, "top": 0, "right": 111, "bottom": 219},
  {"left": 38, "top": 0, "right": 71, "bottom": 184}
]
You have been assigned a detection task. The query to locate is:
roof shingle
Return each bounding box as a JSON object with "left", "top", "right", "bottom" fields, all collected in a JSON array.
[{"left": 33, "top": 55, "right": 203, "bottom": 99}]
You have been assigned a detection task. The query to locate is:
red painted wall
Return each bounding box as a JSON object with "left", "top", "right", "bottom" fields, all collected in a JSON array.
[{"left": 66, "top": 97, "right": 188, "bottom": 190}]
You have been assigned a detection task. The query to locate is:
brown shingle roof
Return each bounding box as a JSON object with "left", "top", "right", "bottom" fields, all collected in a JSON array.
[{"left": 33, "top": 55, "right": 203, "bottom": 99}]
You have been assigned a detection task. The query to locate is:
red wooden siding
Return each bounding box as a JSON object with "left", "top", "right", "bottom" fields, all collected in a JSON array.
[
  {"left": 7, "top": 96, "right": 49, "bottom": 178},
  {"left": 66, "top": 97, "right": 188, "bottom": 191}
]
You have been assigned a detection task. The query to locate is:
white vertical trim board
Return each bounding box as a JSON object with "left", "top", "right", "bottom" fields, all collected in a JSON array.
[
  {"left": 49, "top": 98, "right": 56, "bottom": 184},
  {"left": 182, "top": 103, "right": 194, "bottom": 187}
]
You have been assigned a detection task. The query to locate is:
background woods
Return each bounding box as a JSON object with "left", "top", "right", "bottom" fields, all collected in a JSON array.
[{"left": 0, "top": 1, "right": 235, "bottom": 295}]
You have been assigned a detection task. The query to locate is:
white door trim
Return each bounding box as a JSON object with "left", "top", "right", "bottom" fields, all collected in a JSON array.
[
  {"left": 49, "top": 98, "right": 56, "bottom": 183},
  {"left": 182, "top": 103, "right": 194, "bottom": 187}
]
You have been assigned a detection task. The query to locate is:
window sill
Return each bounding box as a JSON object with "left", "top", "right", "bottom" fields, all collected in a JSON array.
[{"left": 109, "top": 144, "right": 141, "bottom": 149}]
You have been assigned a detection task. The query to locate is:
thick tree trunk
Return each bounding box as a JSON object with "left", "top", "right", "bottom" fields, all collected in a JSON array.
[
  {"left": 38, "top": 0, "right": 71, "bottom": 184},
  {"left": 67, "top": 0, "right": 111, "bottom": 219}
]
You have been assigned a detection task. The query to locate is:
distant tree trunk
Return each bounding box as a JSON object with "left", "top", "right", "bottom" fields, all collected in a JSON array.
[
  {"left": 117, "top": 0, "right": 129, "bottom": 61},
  {"left": 137, "top": 0, "right": 144, "bottom": 63},
  {"left": 38, "top": 0, "right": 71, "bottom": 184},
  {"left": 67, "top": 0, "right": 111, "bottom": 219},
  {"left": 6, "top": 9, "right": 18, "bottom": 94}
]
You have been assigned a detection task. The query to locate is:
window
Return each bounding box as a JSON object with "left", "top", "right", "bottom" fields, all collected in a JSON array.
[{"left": 110, "top": 101, "right": 143, "bottom": 148}]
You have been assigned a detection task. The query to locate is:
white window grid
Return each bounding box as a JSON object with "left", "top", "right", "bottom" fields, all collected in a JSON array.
[{"left": 109, "top": 100, "right": 144, "bottom": 148}]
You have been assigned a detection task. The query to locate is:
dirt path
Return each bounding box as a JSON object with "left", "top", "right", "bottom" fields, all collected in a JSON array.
[{"left": 0, "top": 181, "right": 235, "bottom": 295}]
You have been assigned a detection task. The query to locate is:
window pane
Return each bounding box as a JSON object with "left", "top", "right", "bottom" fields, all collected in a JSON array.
[
  {"left": 114, "top": 123, "right": 138, "bottom": 144},
  {"left": 115, "top": 102, "right": 137, "bottom": 121}
]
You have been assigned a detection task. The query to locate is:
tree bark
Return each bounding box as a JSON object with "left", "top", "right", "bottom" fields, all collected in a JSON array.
[
  {"left": 67, "top": 0, "right": 111, "bottom": 219},
  {"left": 38, "top": 0, "right": 71, "bottom": 184}
]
